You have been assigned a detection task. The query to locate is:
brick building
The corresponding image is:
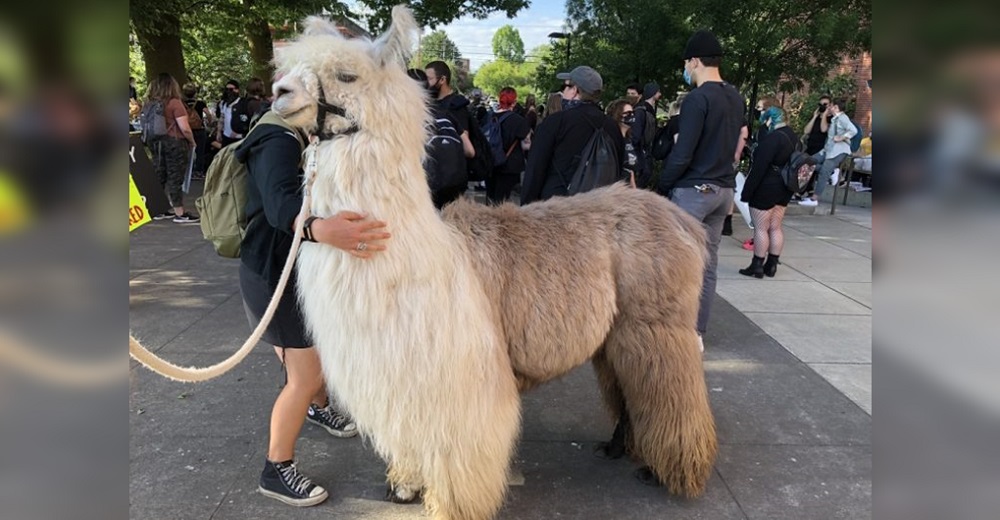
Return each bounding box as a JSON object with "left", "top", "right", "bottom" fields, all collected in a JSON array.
[{"left": 834, "top": 52, "right": 873, "bottom": 134}]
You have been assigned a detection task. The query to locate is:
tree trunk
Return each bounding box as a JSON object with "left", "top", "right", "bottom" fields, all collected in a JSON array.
[
  {"left": 134, "top": 13, "right": 188, "bottom": 86},
  {"left": 245, "top": 13, "right": 275, "bottom": 92}
]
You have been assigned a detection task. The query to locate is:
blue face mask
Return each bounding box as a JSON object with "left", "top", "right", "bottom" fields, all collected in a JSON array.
[{"left": 683, "top": 67, "right": 692, "bottom": 86}]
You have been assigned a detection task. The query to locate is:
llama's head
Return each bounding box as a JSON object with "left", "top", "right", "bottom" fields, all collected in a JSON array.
[{"left": 271, "top": 5, "right": 426, "bottom": 141}]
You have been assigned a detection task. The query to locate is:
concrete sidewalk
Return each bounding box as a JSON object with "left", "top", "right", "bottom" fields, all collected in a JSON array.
[
  {"left": 129, "top": 195, "right": 871, "bottom": 519},
  {"left": 718, "top": 203, "right": 872, "bottom": 414}
]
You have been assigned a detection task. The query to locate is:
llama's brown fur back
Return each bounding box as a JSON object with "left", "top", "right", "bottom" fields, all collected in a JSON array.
[
  {"left": 444, "top": 184, "right": 717, "bottom": 498},
  {"left": 443, "top": 184, "right": 707, "bottom": 386}
]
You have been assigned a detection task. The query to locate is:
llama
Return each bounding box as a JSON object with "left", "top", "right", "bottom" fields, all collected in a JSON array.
[{"left": 271, "top": 7, "right": 716, "bottom": 519}]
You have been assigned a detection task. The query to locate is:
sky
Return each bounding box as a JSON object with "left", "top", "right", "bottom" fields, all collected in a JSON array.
[
  {"left": 346, "top": 1, "right": 569, "bottom": 72},
  {"left": 430, "top": 2, "right": 569, "bottom": 71}
]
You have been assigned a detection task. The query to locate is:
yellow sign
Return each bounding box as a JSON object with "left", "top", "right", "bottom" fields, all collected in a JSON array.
[
  {"left": 129, "top": 173, "right": 151, "bottom": 232},
  {"left": 0, "top": 172, "right": 31, "bottom": 234}
]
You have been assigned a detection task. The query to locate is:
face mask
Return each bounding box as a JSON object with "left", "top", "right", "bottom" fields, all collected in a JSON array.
[
  {"left": 683, "top": 67, "right": 692, "bottom": 86},
  {"left": 561, "top": 98, "right": 583, "bottom": 110},
  {"left": 622, "top": 113, "right": 636, "bottom": 125},
  {"left": 428, "top": 79, "right": 441, "bottom": 95},
  {"left": 758, "top": 107, "right": 770, "bottom": 124}
]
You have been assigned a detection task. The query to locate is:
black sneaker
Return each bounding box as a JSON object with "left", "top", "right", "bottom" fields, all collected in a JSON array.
[
  {"left": 172, "top": 212, "right": 200, "bottom": 223},
  {"left": 258, "top": 459, "right": 328, "bottom": 507},
  {"left": 306, "top": 403, "right": 358, "bottom": 438},
  {"left": 153, "top": 212, "right": 175, "bottom": 220}
]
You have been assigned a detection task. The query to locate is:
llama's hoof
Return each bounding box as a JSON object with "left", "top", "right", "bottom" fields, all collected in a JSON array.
[
  {"left": 633, "top": 466, "right": 661, "bottom": 487},
  {"left": 593, "top": 441, "right": 626, "bottom": 460},
  {"left": 385, "top": 485, "right": 422, "bottom": 504}
]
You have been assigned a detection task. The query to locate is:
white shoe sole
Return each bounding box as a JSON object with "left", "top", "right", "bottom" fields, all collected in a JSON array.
[
  {"left": 307, "top": 417, "right": 359, "bottom": 438},
  {"left": 258, "top": 485, "right": 328, "bottom": 507}
]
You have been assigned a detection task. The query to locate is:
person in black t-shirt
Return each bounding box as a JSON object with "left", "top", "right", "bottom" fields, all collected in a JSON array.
[
  {"left": 487, "top": 87, "right": 531, "bottom": 204},
  {"left": 658, "top": 30, "right": 745, "bottom": 346},
  {"left": 802, "top": 94, "right": 832, "bottom": 156}
]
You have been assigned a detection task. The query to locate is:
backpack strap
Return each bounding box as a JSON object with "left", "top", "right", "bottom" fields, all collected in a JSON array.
[
  {"left": 497, "top": 111, "right": 519, "bottom": 158},
  {"left": 254, "top": 111, "right": 305, "bottom": 150}
]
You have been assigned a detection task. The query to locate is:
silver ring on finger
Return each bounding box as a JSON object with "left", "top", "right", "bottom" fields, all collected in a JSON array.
[{"left": 356, "top": 241, "right": 367, "bottom": 251}]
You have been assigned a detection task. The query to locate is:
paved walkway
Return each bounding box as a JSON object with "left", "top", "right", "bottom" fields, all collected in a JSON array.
[
  {"left": 717, "top": 203, "right": 872, "bottom": 414},
  {"left": 129, "top": 193, "right": 871, "bottom": 519}
]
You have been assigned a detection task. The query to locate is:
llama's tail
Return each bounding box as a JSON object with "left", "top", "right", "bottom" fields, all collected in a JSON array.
[
  {"left": 638, "top": 325, "right": 717, "bottom": 497},
  {"left": 603, "top": 322, "right": 717, "bottom": 498}
]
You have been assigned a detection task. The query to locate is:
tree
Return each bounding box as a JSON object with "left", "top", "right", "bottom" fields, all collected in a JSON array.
[
  {"left": 419, "top": 30, "right": 462, "bottom": 64},
  {"left": 131, "top": 0, "right": 189, "bottom": 85},
  {"left": 361, "top": 0, "right": 529, "bottom": 31},
  {"left": 492, "top": 25, "right": 525, "bottom": 64},
  {"left": 131, "top": 0, "right": 532, "bottom": 98},
  {"left": 560, "top": 0, "right": 871, "bottom": 112},
  {"left": 474, "top": 58, "right": 538, "bottom": 100}
]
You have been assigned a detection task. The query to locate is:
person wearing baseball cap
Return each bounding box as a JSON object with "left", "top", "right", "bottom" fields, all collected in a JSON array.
[
  {"left": 521, "top": 66, "right": 625, "bottom": 204},
  {"left": 657, "top": 29, "right": 745, "bottom": 350}
]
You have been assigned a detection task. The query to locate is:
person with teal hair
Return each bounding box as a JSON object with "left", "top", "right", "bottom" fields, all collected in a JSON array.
[{"left": 739, "top": 96, "right": 798, "bottom": 278}]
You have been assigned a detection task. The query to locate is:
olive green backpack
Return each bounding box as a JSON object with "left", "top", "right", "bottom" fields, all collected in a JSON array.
[{"left": 195, "top": 111, "right": 304, "bottom": 258}]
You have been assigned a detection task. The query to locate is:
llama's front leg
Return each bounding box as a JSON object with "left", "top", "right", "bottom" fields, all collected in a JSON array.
[{"left": 386, "top": 461, "right": 423, "bottom": 504}]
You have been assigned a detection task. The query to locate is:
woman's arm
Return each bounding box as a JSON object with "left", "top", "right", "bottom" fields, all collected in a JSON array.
[{"left": 302, "top": 211, "right": 391, "bottom": 259}]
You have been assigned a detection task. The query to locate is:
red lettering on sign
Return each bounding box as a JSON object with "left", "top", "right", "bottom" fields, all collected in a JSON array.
[{"left": 129, "top": 205, "right": 146, "bottom": 226}]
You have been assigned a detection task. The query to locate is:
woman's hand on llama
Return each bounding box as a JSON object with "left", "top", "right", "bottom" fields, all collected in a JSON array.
[{"left": 304, "top": 211, "right": 391, "bottom": 259}]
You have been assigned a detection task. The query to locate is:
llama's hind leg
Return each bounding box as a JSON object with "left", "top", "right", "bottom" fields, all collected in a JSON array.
[
  {"left": 607, "top": 322, "right": 717, "bottom": 498},
  {"left": 591, "top": 350, "right": 631, "bottom": 460}
]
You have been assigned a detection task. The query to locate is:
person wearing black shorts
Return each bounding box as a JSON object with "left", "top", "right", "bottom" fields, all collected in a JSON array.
[
  {"left": 235, "top": 113, "right": 391, "bottom": 507},
  {"left": 739, "top": 97, "right": 796, "bottom": 278}
]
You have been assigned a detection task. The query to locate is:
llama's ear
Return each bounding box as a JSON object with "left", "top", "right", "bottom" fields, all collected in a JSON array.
[
  {"left": 373, "top": 5, "right": 418, "bottom": 68},
  {"left": 302, "top": 16, "right": 342, "bottom": 38}
]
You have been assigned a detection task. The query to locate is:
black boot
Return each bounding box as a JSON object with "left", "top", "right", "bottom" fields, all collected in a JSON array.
[
  {"left": 721, "top": 214, "right": 733, "bottom": 236},
  {"left": 739, "top": 255, "right": 765, "bottom": 278},
  {"left": 763, "top": 254, "right": 780, "bottom": 277}
]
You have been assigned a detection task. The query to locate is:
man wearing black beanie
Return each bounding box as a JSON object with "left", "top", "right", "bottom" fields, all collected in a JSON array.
[{"left": 658, "top": 29, "right": 745, "bottom": 349}]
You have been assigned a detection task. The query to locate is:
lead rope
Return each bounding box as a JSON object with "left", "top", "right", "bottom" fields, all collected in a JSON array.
[{"left": 124, "top": 137, "right": 321, "bottom": 383}]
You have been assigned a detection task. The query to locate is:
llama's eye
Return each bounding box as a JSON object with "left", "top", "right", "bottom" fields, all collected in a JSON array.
[{"left": 337, "top": 72, "right": 358, "bottom": 83}]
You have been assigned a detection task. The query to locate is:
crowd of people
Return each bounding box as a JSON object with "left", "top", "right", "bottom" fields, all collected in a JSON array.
[
  {"left": 130, "top": 25, "right": 871, "bottom": 509},
  {"left": 130, "top": 74, "right": 276, "bottom": 223}
]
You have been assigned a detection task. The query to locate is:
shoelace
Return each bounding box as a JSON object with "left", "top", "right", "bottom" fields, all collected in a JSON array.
[
  {"left": 278, "top": 463, "right": 313, "bottom": 495},
  {"left": 316, "top": 407, "right": 352, "bottom": 430}
]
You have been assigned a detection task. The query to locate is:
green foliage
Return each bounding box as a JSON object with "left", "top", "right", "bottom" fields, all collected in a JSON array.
[
  {"left": 419, "top": 30, "right": 463, "bottom": 63},
  {"left": 179, "top": 6, "right": 252, "bottom": 97},
  {"left": 558, "top": 0, "right": 871, "bottom": 111},
  {"left": 788, "top": 73, "right": 858, "bottom": 133},
  {"left": 131, "top": 0, "right": 530, "bottom": 102},
  {"left": 492, "top": 25, "right": 525, "bottom": 64},
  {"left": 359, "top": 0, "right": 529, "bottom": 31},
  {"left": 474, "top": 59, "right": 537, "bottom": 100},
  {"left": 129, "top": 35, "right": 146, "bottom": 92}
]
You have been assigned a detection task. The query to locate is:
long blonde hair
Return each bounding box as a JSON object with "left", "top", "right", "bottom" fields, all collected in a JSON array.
[{"left": 146, "top": 73, "right": 182, "bottom": 103}]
